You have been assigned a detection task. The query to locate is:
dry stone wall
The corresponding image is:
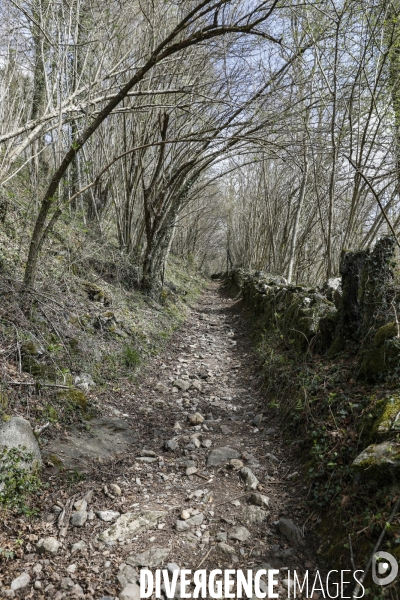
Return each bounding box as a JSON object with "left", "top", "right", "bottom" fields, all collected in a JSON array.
[{"left": 230, "top": 235, "right": 400, "bottom": 380}]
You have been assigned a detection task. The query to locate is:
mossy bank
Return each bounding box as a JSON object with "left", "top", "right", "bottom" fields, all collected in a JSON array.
[{"left": 228, "top": 237, "right": 400, "bottom": 596}]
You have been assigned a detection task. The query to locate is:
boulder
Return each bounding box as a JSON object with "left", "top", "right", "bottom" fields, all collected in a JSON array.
[
  {"left": 0, "top": 417, "right": 42, "bottom": 467},
  {"left": 352, "top": 441, "right": 400, "bottom": 480},
  {"left": 43, "top": 418, "right": 137, "bottom": 471}
]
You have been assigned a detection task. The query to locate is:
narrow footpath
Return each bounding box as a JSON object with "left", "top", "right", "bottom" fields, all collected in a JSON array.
[{"left": 1, "top": 283, "right": 322, "bottom": 600}]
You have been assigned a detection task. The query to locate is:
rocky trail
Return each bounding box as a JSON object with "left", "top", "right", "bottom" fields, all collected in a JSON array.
[{"left": 1, "top": 283, "right": 322, "bottom": 599}]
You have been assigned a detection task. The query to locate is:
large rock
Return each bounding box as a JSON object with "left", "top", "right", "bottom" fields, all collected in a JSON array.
[
  {"left": 0, "top": 417, "right": 41, "bottom": 467},
  {"left": 126, "top": 547, "right": 170, "bottom": 568},
  {"left": 206, "top": 447, "right": 240, "bottom": 467},
  {"left": 99, "top": 510, "right": 166, "bottom": 542},
  {"left": 43, "top": 418, "right": 137, "bottom": 471},
  {"left": 353, "top": 441, "right": 400, "bottom": 479}
]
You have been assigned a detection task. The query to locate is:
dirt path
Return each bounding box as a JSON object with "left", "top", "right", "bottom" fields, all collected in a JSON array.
[{"left": 1, "top": 283, "right": 321, "bottom": 599}]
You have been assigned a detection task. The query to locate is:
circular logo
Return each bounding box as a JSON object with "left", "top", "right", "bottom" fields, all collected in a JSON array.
[{"left": 372, "top": 551, "right": 399, "bottom": 586}]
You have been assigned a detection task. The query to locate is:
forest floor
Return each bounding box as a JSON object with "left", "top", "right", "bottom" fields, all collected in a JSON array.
[{"left": 0, "top": 282, "right": 324, "bottom": 600}]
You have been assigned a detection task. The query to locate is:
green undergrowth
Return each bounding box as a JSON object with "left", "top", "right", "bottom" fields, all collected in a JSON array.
[
  {"left": 0, "top": 447, "right": 43, "bottom": 516},
  {"left": 0, "top": 227, "right": 206, "bottom": 429},
  {"left": 241, "top": 303, "right": 400, "bottom": 597}
]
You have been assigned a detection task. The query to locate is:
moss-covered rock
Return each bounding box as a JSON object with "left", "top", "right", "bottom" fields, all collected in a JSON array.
[
  {"left": 361, "top": 395, "right": 400, "bottom": 443},
  {"left": 360, "top": 335, "right": 400, "bottom": 379},
  {"left": 82, "top": 281, "right": 112, "bottom": 306},
  {"left": 373, "top": 322, "right": 399, "bottom": 347},
  {"left": 353, "top": 441, "right": 400, "bottom": 481}
]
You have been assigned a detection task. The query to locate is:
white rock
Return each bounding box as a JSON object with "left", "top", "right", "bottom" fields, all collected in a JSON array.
[
  {"left": 119, "top": 582, "right": 141, "bottom": 600},
  {"left": 110, "top": 483, "right": 122, "bottom": 496},
  {"left": 11, "top": 573, "right": 30, "bottom": 591},
  {"left": 71, "top": 540, "right": 87, "bottom": 555},
  {"left": 36, "top": 537, "right": 60, "bottom": 555}
]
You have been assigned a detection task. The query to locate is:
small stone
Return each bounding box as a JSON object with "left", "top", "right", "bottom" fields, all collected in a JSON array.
[
  {"left": 52, "top": 504, "right": 63, "bottom": 514},
  {"left": 186, "top": 466, "right": 198, "bottom": 476},
  {"left": 191, "top": 380, "right": 202, "bottom": 391},
  {"left": 67, "top": 564, "right": 77, "bottom": 574},
  {"left": 74, "top": 499, "right": 87, "bottom": 511},
  {"left": 167, "top": 562, "right": 180, "bottom": 573},
  {"left": 136, "top": 457, "right": 157, "bottom": 463},
  {"left": 229, "top": 458, "right": 244, "bottom": 470},
  {"left": 228, "top": 525, "right": 251, "bottom": 542},
  {"left": 202, "top": 439, "right": 212, "bottom": 448},
  {"left": 97, "top": 510, "right": 121, "bottom": 522},
  {"left": 278, "top": 518, "right": 301, "bottom": 543},
  {"left": 165, "top": 439, "right": 179, "bottom": 451},
  {"left": 239, "top": 467, "right": 259, "bottom": 489},
  {"left": 189, "top": 413, "right": 204, "bottom": 426},
  {"left": 249, "top": 493, "right": 270, "bottom": 507},
  {"left": 70, "top": 510, "right": 88, "bottom": 527},
  {"left": 173, "top": 379, "right": 191, "bottom": 391},
  {"left": 252, "top": 413, "right": 263, "bottom": 426},
  {"left": 215, "top": 532, "right": 227, "bottom": 542},
  {"left": 36, "top": 537, "right": 60, "bottom": 555},
  {"left": 60, "top": 577, "right": 74, "bottom": 590},
  {"left": 118, "top": 565, "right": 139, "bottom": 586},
  {"left": 110, "top": 483, "right": 122, "bottom": 496},
  {"left": 218, "top": 542, "right": 236, "bottom": 555},
  {"left": 2, "top": 590, "right": 15, "bottom": 598},
  {"left": 220, "top": 424, "right": 232, "bottom": 435},
  {"left": 265, "top": 453, "right": 279, "bottom": 464},
  {"left": 71, "top": 540, "right": 87, "bottom": 555},
  {"left": 181, "top": 510, "right": 191, "bottom": 520},
  {"left": 286, "top": 471, "right": 299, "bottom": 481},
  {"left": 176, "top": 520, "right": 190, "bottom": 531},
  {"left": 193, "top": 437, "right": 201, "bottom": 448},
  {"left": 72, "top": 583, "right": 85, "bottom": 596},
  {"left": 141, "top": 449, "right": 157, "bottom": 457},
  {"left": 11, "top": 573, "right": 30, "bottom": 591},
  {"left": 119, "top": 582, "right": 141, "bottom": 600},
  {"left": 156, "top": 382, "right": 169, "bottom": 394},
  {"left": 186, "top": 513, "right": 204, "bottom": 526},
  {"left": 34, "top": 581, "right": 42, "bottom": 590}
]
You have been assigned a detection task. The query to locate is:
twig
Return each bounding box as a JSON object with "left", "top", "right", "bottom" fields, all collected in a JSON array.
[
  {"left": 194, "top": 472, "right": 210, "bottom": 480},
  {"left": 348, "top": 534, "right": 356, "bottom": 572},
  {"left": 196, "top": 546, "right": 213, "bottom": 569},
  {"left": 215, "top": 492, "right": 252, "bottom": 507},
  {"left": 352, "top": 495, "right": 400, "bottom": 599},
  {"left": 58, "top": 494, "right": 76, "bottom": 539},
  {"left": 6, "top": 381, "right": 70, "bottom": 389}
]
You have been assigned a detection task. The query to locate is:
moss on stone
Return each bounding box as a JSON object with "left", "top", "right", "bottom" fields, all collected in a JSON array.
[
  {"left": 352, "top": 440, "right": 400, "bottom": 482},
  {"left": 373, "top": 322, "right": 399, "bottom": 347}
]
